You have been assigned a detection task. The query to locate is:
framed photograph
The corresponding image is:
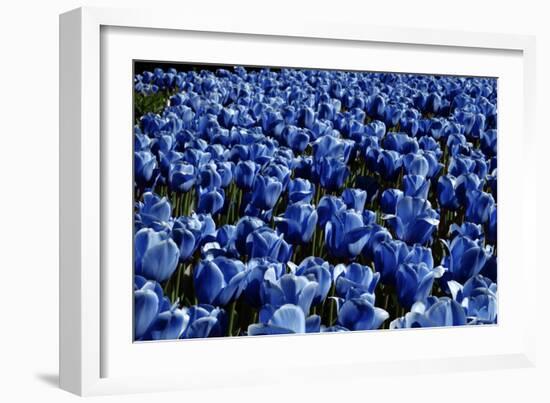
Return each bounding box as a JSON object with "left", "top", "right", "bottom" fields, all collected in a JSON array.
[{"left": 60, "top": 6, "right": 537, "bottom": 396}]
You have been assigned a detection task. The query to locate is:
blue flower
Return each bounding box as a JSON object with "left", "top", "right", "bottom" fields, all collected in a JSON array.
[
  {"left": 455, "top": 173, "right": 483, "bottom": 205},
  {"left": 135, "top": 151, "right": 157, "bottom": 186},
  {"left": 443, "top": 235, "right": 490, "bottom": 283},
  {"left": 380, "top": 189, "right": 404, "bottom": 214},
  {"left": 465, "top": 190, "right": 495, "bottom": 224},
  {"left": 182, "top": 305, "right": 227, "bottom": 338},
  {"left": 168, "top": 162, "right": 196, "bottom": 192},
  {"left": 383, "top": 133, "right": 419, "bottom": 154},
  {"left": 374, "top": 240, "right": 409, "bottom": 285},
  {"left": 317, "top": 157, "right": 349, "bottom": 191},
  {"left": 136, "top": 192, "right": 172, "bottom": 229},
  {"left": 235, "top": 216, "right": 265, "bottom": 255},
  {"left": 246, "top": 227, "right": 292, "bottom": 263},
  {"left": 317, "top": 195, "right": 346, "bottom": 227},
  {"left": 403, "top": 153, "right": 430, "bottom": 177},
  {"left": 390, "top": 297, "right": 467, "bottom": 329},
  {"left": 449, "top": 222, "right": 485, "bottom": 241},
  {"left": 403, "top": 175, "right": 430, "bottom": 200},
  {"left": 134, "top": 228, "right": 180, "bottom": 282},
  {"left": 259, "top": 273, "right": 318, "bottom": 315},
  {"left": 171, "top": 213, "right": 216, "bottom": 261},
  {"left": 295, "top": 257, "right": 332, "bottom": 305},
  {"left": 234, "top": 161, "right": 259, "bottom": 189},
  {"left": 215, "top": 161, "right": 234, "bottom": 187},
  {"left": 193, "top": 256, "right": 248, "bottom": 306},
  {"left": 376, "top": 150, "right": 402, "bottom": 181},
  {"left": 250, "top": 175, "right": 283, "bottom": 210},
  {"left": 341, "top": 188, "right": 367, "bottom": 213},
  {"left": 134, "top": 276, "right": 167, "bottom": 339},
  {"left": 448, "top": 275, "right": 497, "bottom": 324},
  {"left": 313, "top": 135, "right": 354, "bottom": 163},
  {"left": 243, "top": 258, "right": 285, "bottom": 308},
  {"left": 274, "top": 203, "right": 318, "bottom": 244},
  {"left": 248, "top": 304, "right": 319, "bottom": 335},
  {"left": 395, "top": 263, "right": 435, "bottom": 309},
  {"left": 325, "top": 209, "right": 369, "bottom": 259},
  {"left": 384, "top": 196, "right": 439, "bottom": 245},
  {"left": 146, "top": 305, "right": 189, "bottom": 340},
  {"left": 282, "top": 126, "right": 310, "bottom": 152},
  {"left": 287, "top": 178, "right": 315, "bottom": 204},
  {"left": 336, "top": 298, "right": 388, "bottom": 331},
  {"left": 334, "top": 263, "right": 380, "bottom": 300},
  {"left": 197, "top": 186, "right": 225, "bottom": 215},
  {"left": 198, "top": 163, "right": 222, "bottom": 189},
  {"left": 437, "top": 175, "right": 459, "bottom": 210}
]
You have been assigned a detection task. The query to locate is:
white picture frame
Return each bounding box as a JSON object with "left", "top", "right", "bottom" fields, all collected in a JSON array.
[{"left": 59, "top": 6, "right": 537, "bottom": 396}]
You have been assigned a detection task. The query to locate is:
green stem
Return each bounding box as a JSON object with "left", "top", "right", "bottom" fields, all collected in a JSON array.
[{"left": 227, "top": 300, "right": 237, "bottom": 337}]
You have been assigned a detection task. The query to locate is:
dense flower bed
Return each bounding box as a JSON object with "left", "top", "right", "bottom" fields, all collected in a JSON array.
[{"left": 133, "top": 65, "right": 497, "bottom": 340}]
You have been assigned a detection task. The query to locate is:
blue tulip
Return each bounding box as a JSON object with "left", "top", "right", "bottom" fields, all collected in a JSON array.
[
  {"left": 383, "top": 132, "right": 419, "bottom": 154},
  {"left": 215, "top": 161, "right": 234, "bottom": 187},
  {"left": 295, "top": 257, "right": 332, "bottom": 305},
  {"left": 449, "top": 155, "right": 476, "bottom": 177},
  {"left": 235, "top": 216, "right": 265, "bottom": 256},
  {"left": 455, "top": 173, "right": 483, "bottom": 205},
  {"left": 395, "top": 263, "right": 435, "bottom": 309},
  {"left": 197, "top": 186, "right": 225, "bottom": 215},
  {"left": 373, "top": 149, "right": 401, "bottom": 181},
  {"left": 287, "top": 178, "right": 315, "bottom": 204},
  {"left": 317, "top": 195, "right": 346, "bottom": 227},
  {"left": 403, "top": 153, "right": 430, "bottom": 177},
  {"left": 336, "top": 298, "right": 388, "bottom": 331},
  {"left": 234, "top": 160, "right": 259, "bottom": 189},
  {"left": 390, "top": 296, "right": 467, "bottom": 328},
  {"left": 374, "top": 240, "right": 409, "bottom": 285},
  {"left": 341, "top": 188, "right": 367, "bottom": 213},
  {"left": 147, "top": 305, "right": 189, "bottom": 340},
  {"left": 384, "top": 196, "right": 439, "bottom": 245},
  {"left": 243, "top": 258, "right": 285, "bottom": 308},
  {"left": 403, "top": 175, "right": 430, "bottom": 200},
  {"left": 437, "top": 175, "right": 459, "bottom": 210},
  {"left": 171, "top": 213, "right": 216, "bottom": 262},
  {"left": 182, "top": 305, "right": 227, "bottom": 338},
  {"left": 325, "top": 209, "right": 369, "bottom": 259},
  {"left": 134, "top": 228, "right": 180, "bottom": 282},
  {"left": 380, "top": 189, "right": 404, "bottom": 214},
  {"left": 448, "top": 275, "right": 497, "bottom": 324},
  {"left": 488, "top": 206, "right": 497, "bottom": 243},
  {"left": 313, "top": 135, "right": 354, "bottom": 164},
  {"left": 449, "top": 222, "right": 484, "bottom": 242},
  {"left": 259, "top": 273, "right": 318, "bottom": 315},
  {"left": 282, "top": 126, "right": 310, "bottom": 152},
  {"left": 481, "top": 129, "right": 497, "bottom": 157},
  {"left": 246, "top": 227, "right": 292, "bottom": 263},
  {"left": 169, "top": 162, "right": 196, "bottom": 192},
  {"left": 136, "top": 192, "right": 172, "bottom": 229},
  {"left": 135, "top": 151, "right": 157, "bottom": 186},
  {"left": 198, "top": 163, "right": 222, "bottom": 189},
  {"left": 444, "top": 235, "right": 489, "bottom": 283},
  {"left": 194, "top": 256, "right": 248, "bottom": 306},
  {"left": 248, "top": 304, "right": 319, "bottom": 335},
  {"left": 364, "top": 120, "right": 386, "bottom": 139},
  {"left": 317, "top": 157, "right": 349, "bottom": 191},
  {"left": 334, "top": 263, "right": 380, "bottom": 300},
  {"left": 134, "top": 276, "right": 166, "bottom": 339},
  {"left": 250, "top": 175, "right": 283, "bottom": 210},
  {"left": 465, "top": 190, "right": 495, "bottom": 224},
  {"left": 275, "top": 203, "right": 318, "bottom": 244}
]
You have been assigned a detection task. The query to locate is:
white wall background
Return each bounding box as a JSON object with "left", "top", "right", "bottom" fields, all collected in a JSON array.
[{"left": 0, "top": 0, "right": 547, "bottom": 401}]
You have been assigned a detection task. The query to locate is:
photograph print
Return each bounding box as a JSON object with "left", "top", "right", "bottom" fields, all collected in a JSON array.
[{"left": 133, "top": 62, "right": 498, "bottom": 341}]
